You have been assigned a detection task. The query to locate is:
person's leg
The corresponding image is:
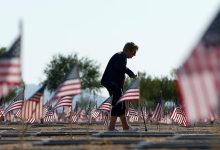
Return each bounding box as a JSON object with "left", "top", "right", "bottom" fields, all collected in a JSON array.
[
  {"left": 103, "top": 84, "right": 116, "bottom": 130},
  {"left": 108, "top": 116, "right": 117, "bottom": 130},
  {"left": 108, "top": 84, "right": 122, "bottom": 131},
  {"left": 120, "top": 114, "right": 129, "bottom": 130}
]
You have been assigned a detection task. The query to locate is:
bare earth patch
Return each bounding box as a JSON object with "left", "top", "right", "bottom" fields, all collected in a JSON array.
[{"left": 0, "top": 121, "right": 220, "bottom": 150}]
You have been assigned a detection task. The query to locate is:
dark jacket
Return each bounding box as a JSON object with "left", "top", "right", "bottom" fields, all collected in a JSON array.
[{"left": 101, "top": 52, "right": 135, "bottom": 88}]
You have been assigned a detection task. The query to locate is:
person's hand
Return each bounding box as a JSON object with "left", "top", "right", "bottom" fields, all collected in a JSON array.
[{"left": 131, "top": 74, "right": 137, "bottom": 79}]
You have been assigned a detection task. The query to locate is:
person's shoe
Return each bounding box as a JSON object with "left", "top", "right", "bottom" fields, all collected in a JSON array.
[
  {"left": 123, "top": 126, "right": 139, "bottom": 132},
  {"left": 107, "top": 129, "right": 119, "bottom": 132}
]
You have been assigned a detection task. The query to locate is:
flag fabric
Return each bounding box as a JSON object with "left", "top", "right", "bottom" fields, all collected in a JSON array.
[
  {"left": 15, "top": 109, "right": 22, "bottom": 119},
  {"left": 171, "top": 106, "right": 188, "bottom": 127},
  {"left": 42, "top": 101, "right": 53, "bottom": 118},
  {"left": 70, "top": 103, "right": 79, "bottom": 122},
  {"left": 53, "top": 96, "right": 72, "bottom": 110},
  {"left": 21, "top": 84, "right": 46, "bottom": 122},
  {"left": 0, "top": 35, "right": 22, "bottom": 98},
  {"left": 126, "top": 107, "right": 137, "bottom": 117},
  {"left": 43, "top": 104, "right": 54, "bottom": 122},
  {"left": 176, "top": 10, "right": 220, "bottom": 122},
  {"left": 91, "top": 109, "right": 100, "bottom": 119},
  {"left": 4, "top": 111, "right": 13, "bottom": 122},
  {"left": 116, "top": 79, "right": 140, "bottom": 104},
  {"left": 50, "top": 66, "right": 81, "bottom": 103},
  {"left": 127, "top": 103, "right": 140, "bottom": 122},
  {"left": 43, "top": 106, "right": 49, "bottom": 118},
  {"left": 151, "top": 100, "right": 163, "bottom": 122},
  {"left": 44, "top": 110, "right": 55, "bottom": 122},
  {"left": 97, "top": 97, "right": 112, "bottom": 112},
  {"left": 71, "top": 111, "right": 80, "bottom": 123},
  {"left": 27, "top": 118, "right": 35, "bottom": 124},
  {"left": 4, "top": 90, "right": 24, "bottom": 115},
  {"left": 130, "top": 114, "right": 139, "bottom": 122},
  {"left": 64, "top": 106, "right": 72, "bottom": 117},
  {"left": 103, "top": 111, "right": 109, "bottom": 126},
  {"left": 78, "top": 110, "right": 88, "bottom": 122},
  {"left": 0, "top": 106, "right": 4, "bottom": 118},
  {"left": 126, "top": 103, "right": 139, "bottom": 117}
]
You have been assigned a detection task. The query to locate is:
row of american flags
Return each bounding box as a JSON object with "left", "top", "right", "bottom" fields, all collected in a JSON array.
[
  {"left": 1, "top": 9, "right": 220, "bottom": 126},
  {"left": 0, "top": 58, "right": 188, "bottom": 127},
  {"left": 0, "top": 78, "right": 216, "bottom": 127},
  {"left": 1, "top": 90, "right": 214, "bottom": 127}
]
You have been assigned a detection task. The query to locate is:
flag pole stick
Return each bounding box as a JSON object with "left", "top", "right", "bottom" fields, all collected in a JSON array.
[
  {"left": 140, "top": 103, "right": 147, "bottom": 131},
  {"left": 70, "top": 109, "right": 73, "bottom": 139},
  {"left": 137, "top": 72, "right": 147, "bottom": 131}
]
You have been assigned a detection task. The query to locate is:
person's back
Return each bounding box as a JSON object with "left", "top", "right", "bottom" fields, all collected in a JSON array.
[{"left": 101, "top": 52, "right": 127, "bottom": 89}]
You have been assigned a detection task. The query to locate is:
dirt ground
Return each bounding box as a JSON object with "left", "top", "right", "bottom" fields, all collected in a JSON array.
[{"left": 0, "top": 121, "right": 220, "bottom": 150}]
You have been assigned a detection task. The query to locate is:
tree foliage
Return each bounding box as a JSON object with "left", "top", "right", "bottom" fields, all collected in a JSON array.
[
  {"left": 77, "top": 97, "right": 96, "bottom": 111},
  {"left": 3, "top": 86, "right": 24, "bottom": 104},
  {"left": 0, "top": 47, "right": 6, "bottom": 55},
  {"left": 124, "top": 72, "right": 178, "bottom": 106},
  {"left": 43, "top": 53, "right": 102, "bottom": 95}
]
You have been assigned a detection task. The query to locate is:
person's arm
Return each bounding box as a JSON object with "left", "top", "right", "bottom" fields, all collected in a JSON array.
[
  {"left": 113, "top": 55, "right": 136, "bottom": 78},
  {"left": 125, "top": 68, "right": 137, "bottom": 78}
]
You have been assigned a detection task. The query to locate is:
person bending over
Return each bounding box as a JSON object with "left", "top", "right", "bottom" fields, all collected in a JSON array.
[{"left": 101, "top": 42, "right": 138, "bottom": 131}]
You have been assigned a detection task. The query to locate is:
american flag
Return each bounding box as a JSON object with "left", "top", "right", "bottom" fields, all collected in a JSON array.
[
  {"left": 103, "top": 111, "right": 109, "bottom": 126},
  {"left": 0, "top": 35, "right": 22, "bottom": 98},
  {"left": 0, "top": 106, "right": 4, "bottom": 118},
  {"left": 126, "top": 103, "right": 139, "bottom": 117},
  {"left": 15, "top": 109, "right": 22, "bottom": 119},
  {"left": 176, "top": 10, "right": 220, "bottom": 122},
  {"left": 171, "top": 106, "right": 187, "bottom": 127},
  {"left": 50, "top": 66, "right": 81, "bottom": 103},
  {"left": 53, "top": 96, "right": 72, "bottom": 110},
  {"left": 71, "top": 111, "right": 80, "bottom": 123},
  {"left": 130, "top": 114, "right": 139, "bottom": 122},
  {"left": 4, "top": 90, "right": 24, "bottom": 115},
  {"left": 78, "top": 110, "right": 88, "bottom": 121},
  {"left": 151, "top": 99, "right": 163, "bottom": 122},
  {"left": 91, "top": 109, "right": 100, "bottom": 119},
  {"left": 116, "top": 79, "right": 140, "bottom": 104},
  {"left": 98, "top": 96, "right": 112, "bottom": 112},
  {"left": 27, "top": 118, "right": 35, "bottom": 124},
  {"left": 42, "top": 101, "right": 53, "bottom": 118},
  {"left": 44, "top": 110, "right": 55, "bottom": 122},
  {"left": 127, "top": 103, "right": 139, "bottom": 122},
  {"left": 4, "top": 111, "right": 13, "bottom": 122},
  {"left": 43, "top": 106, "right": 49, "bottom": 118},
  {"left": 64, "top": 106, "right": 72, "bottom": 117},
  {"left": 21, "top": 84, "right": 46, "bottom": 122}
]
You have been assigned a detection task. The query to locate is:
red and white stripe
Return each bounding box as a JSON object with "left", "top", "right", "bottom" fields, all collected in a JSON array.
[
  {"left": 4, "top": 100, "right": 23, "bottom": 115},
  {"left": 71, "top": 111, "right": 79, "bottom": 123},
  {"left": 0, "top": 106, "right": 5, "bottom": 118},
  {"left": 15, "top": 109, "right": 22, "bottom": 119},
  {"left": 117, "top": 89, "right": 139, "bottom": 104},
  {"left": 52, "top": 79, "right": 81, "bottom": 102},
  {"left": 177, "top": 45, "right": 220, "bottom": 122},
  {"left": 21, "top": 90, "right": 44, "bottom": 122},
  {"left": 0, "top": 36, "right": 21, "bottom": 97},
  {"left": 151, "top": 102, "right": 162, "bottom": 122},
  {"left": 98, "top": 97, "right": 112, "bottom": 112},
  {"left": 54, "top": 96, "right": 72, "bottom": 110},
  {"left": 0, "top": 58, "right": 21, "bottom": 83},
  {"left": 171, "top": 107, "right": 187, "bottom": 127},
  {"left": 91, "top": 109, "right": 100, "bottom": 118}
]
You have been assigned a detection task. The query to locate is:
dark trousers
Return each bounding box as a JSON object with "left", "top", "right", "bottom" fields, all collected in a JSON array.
[{"left": 105, "top": 83, "right": 126, "bottom": 116}]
